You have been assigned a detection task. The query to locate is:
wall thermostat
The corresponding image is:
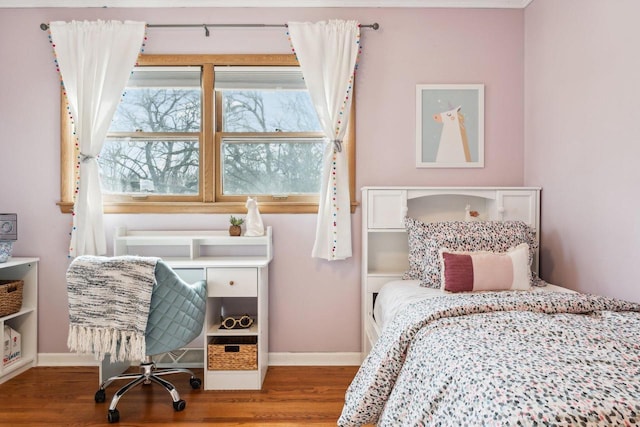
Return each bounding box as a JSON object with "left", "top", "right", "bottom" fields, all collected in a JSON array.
[{"left": 0, "top": 214, "right": 17, "bottom": 241}]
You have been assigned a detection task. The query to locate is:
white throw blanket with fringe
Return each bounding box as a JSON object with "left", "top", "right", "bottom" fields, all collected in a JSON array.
[{"left": 66, "top": 255, "right": 159, "bottom": 362}]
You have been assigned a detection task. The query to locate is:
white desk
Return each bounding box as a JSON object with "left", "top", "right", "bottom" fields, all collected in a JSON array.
[{"left": 109, "top": 227, "right": 272, "bottom": 390}]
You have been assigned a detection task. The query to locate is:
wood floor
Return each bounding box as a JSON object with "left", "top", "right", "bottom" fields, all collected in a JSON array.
[{"left": 0, "top": 365, "right": 360, "bottom": 426}]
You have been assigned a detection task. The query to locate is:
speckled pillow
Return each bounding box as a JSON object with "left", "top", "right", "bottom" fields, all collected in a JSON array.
[{"left": 403, "top": 218, "right": 539, "bottom": 288}]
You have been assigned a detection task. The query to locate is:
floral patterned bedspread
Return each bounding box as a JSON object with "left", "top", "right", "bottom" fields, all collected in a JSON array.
[{"left": 339, "top": 291, "right": 640, "bottom": 426}]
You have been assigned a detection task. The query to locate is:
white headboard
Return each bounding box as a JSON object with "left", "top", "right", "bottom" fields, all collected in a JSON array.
[{"left": 360, "top": 186, "right": 541, "bottom": 357}]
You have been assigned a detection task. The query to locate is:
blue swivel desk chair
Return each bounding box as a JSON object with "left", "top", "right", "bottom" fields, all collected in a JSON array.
[{"left": 81, "top": 259, "right": 207, "bottom": 423}]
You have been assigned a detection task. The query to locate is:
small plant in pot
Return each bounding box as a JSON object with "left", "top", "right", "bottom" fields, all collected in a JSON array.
[{"left": 229, "top": 216, "right": 244, "bottom": 236}]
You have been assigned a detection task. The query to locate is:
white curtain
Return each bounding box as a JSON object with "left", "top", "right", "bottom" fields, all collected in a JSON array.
[
  {"left": 49, "top": 20, "right": 146, "bottom": 257},
  {"left": 287, "top": 20, "right": 360, "bottom": 261}
]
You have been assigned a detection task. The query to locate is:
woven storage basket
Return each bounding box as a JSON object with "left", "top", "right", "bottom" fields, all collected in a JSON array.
[
  {"left": 0, "top": 280, "right": 23, "bottom": 317},
  {"left": 208, "top": 336, "right": 257, "bottom": 370}
]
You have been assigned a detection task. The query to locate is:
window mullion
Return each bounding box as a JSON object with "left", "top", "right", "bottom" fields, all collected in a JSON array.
[
  {"left": 202, "top": 63, "right": 215, "bottom": 203},
  {"left": 214, "top": 90, "right": 224, "bottom": 202}
]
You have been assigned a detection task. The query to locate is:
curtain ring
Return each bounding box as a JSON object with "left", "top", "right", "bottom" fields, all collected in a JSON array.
[{"left": 332, "top": 139, "right": 343, "bottom": 152}]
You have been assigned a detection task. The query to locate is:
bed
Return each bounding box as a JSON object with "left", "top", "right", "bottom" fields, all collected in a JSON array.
[{"left": 340, "top": 187, "right": 640, "bottom": 426}]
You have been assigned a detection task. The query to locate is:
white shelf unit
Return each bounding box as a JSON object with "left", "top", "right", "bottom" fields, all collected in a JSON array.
[
  {"left": 113, "top": 227, "right": 272, "bottom": 390},
  {"left": 0, "top": 257, "right": 38, "bottom": 384},
  {"left": 204, "top": 264, "right": 269, "bottom": 390},
  {"left": 361, "top": 187, "right": 540, "bottom": 356}
]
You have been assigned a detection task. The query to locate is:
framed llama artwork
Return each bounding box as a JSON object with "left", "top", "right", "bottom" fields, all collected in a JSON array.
[{"left": 416, "top": 84, "right": 484, "bottom": 168}]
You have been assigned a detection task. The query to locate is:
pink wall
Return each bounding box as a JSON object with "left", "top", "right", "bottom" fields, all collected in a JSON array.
[
  {"left": 524, "top": 0, "right": 640, "bottom": 302},
  {"left": 0, "top": 7, "right": 524, "bottom": 355}
]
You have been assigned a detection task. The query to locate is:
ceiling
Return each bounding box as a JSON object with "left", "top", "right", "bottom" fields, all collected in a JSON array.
[{"left": 1, "top": 0, "right": 533, "bottom": 8}]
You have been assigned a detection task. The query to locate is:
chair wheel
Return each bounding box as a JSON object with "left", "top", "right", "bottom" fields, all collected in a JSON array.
[
  {"left": 190, "top": 377, "right": 202, "bottom": 389},
  {"left": 94, "top": 389, "right": 106, "bottom": 403},
  {"left": 173, "top": 399, "right": 186, "bottom": 411},
  {"left": 107, "top": 409, "right": 120, "bottom": 423}
]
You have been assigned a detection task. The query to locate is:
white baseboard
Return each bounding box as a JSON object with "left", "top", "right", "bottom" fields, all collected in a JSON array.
[
  {"left": 268, "top": 352, "right": 361, "bottom": 366},
  {"left": 37, "top": 351, "right": 362, "bottom": 367},
  {"left": 37, "top": 353, "right": 99, "bottom": 366}
]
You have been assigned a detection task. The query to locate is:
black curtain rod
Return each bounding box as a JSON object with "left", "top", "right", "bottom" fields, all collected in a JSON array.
[{"left": 40, "top": 22, "right": 379, "bottom": 37}]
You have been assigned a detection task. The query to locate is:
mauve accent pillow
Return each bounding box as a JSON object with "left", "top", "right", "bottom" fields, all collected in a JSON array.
[
  {"left": 440, "top": 243, "right": 531, "bottom": 293},
  {"left": 402, "top": 218, "right": 539, "bottom": 288}
]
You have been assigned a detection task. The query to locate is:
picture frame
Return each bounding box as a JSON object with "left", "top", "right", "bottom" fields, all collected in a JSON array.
[{"left": 416, "top": 84, "right": 484, "bottom": 168}]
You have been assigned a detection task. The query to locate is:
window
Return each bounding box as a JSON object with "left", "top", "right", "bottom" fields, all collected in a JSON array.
[
  {"left": 101, "top": 67, "right": 201, "bottom": 200},
  {"left": 58, "top": 54, "right": 356, "bottom": 214},
  {"left": 215, "top": 66, "right": 325, "bottom": 203}
]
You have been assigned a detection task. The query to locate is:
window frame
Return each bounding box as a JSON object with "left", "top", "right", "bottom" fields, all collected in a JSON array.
[{"left": 58, "top": 54, "right": 357, "bottom": 214}]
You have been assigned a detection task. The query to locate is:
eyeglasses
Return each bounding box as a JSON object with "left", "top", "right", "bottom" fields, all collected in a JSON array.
[{"left": 220, "top": 315, "right": 254, "bottom": 330}]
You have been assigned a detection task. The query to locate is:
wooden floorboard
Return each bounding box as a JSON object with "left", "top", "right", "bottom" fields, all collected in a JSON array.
[{"left": 0, "top": 365, "right": 360, "bottom": 426}]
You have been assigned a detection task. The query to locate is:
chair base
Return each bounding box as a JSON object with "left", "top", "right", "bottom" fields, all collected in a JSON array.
[{"left": 95, "top": 356, "right": 202, "bottom": 423}]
